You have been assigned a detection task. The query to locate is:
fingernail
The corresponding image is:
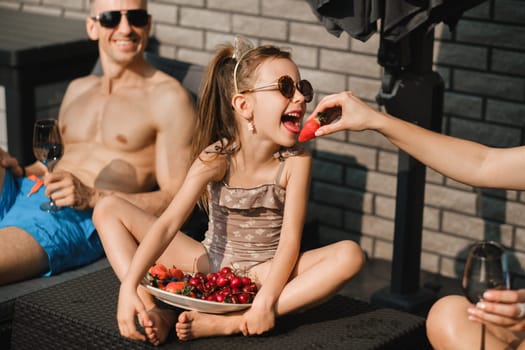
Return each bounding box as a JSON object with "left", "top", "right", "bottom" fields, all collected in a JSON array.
[{"left": 477, "top": 302, "right": 486, "bottom": 309}]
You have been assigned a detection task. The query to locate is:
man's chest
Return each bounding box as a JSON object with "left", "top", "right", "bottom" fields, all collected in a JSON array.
[{"left": 61, "top": 93, "right": 156, "bottom": 151}]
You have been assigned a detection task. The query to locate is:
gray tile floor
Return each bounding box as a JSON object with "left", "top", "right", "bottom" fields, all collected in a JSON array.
[{"left": 338, "top": 257, "right": 463, "bottom": 318}]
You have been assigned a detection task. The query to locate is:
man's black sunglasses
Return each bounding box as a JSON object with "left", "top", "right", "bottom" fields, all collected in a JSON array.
[{"left": 91, "top": 9, "right": 149, "bottom": 29}]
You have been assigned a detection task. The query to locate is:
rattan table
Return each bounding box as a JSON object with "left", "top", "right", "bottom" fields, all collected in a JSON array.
[{"left": 10, "top": 268, "right": 431, "bottom": 349}]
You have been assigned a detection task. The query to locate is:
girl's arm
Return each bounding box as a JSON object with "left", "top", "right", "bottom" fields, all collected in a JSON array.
[
  {"left": 241, "top": 152, "right": 312, "bottom": 335},
  {"left": 121, "top": 153, "right": 225, "bottom": 290},
  {"left": 312, "top": 92, "right": 525, "bottom": 190},
  {"left": 116, "top": 151, "right": 225, "bottom": 341}
]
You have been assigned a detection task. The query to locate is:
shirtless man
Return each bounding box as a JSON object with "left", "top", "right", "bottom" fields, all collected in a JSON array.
[{"left": 0, "top": 0, "right": 196, "bottom": 285}]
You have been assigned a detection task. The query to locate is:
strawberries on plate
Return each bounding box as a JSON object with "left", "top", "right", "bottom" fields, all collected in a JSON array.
[{"left": 145, "top": 263, "right": 258, "bottom": 304}]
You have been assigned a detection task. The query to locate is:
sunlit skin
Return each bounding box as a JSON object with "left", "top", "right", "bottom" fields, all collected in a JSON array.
[
  {"left": 307, "top": 91, "right": 525, "bottom": 349},
  {"left": 93, "top": 54, "right": 364, "bottom": 345}
]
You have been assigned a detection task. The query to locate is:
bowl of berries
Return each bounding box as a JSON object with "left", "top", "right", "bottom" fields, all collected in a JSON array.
[{"left": 141, "top": 264, "right": 258, "bottom": 314}]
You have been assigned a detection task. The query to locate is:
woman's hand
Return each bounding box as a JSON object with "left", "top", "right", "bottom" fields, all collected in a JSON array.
[
  {"left": 44, "top": 170, "right": 95, "bottom": 209},
  {"left": 467, "top": 288, "right": 525, "bottom": 332},
  {"left": 306, "top": 91, "right": 384, "bottom": 137}
]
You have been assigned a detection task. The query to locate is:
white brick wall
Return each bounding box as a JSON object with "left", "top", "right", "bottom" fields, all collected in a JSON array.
[{"left": 1, "top": 0, "right": 524, "bottom": 283}]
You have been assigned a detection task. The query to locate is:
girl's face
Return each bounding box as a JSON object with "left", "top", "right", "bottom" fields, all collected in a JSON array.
[{"left": 246, "top": 58, "right": 308, "bottom": 147}]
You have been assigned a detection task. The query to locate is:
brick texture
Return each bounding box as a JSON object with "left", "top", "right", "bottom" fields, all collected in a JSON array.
[{"left": 1, "top": 0, "right": 524, "bottom": 284}]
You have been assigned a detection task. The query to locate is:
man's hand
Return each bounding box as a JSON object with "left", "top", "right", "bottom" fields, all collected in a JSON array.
[
  {"left": 0, "top": 148, "right": 24, "bottom": 177},
  {"left": 44, "top": 170, "right": 96, "bottom": 210}
]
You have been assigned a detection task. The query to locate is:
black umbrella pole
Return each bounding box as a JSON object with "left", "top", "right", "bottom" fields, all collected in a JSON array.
[{"left": 371, "top": 26, "right": 444, "bottom": 315}]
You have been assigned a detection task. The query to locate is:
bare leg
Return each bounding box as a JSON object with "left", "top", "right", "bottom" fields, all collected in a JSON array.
[
  {"left": 93, "top": 196, "right": 208, "bottom": 345},
  {"left": 426, "top": 295, "right": 523, "bottom": 350},
  {"left": 0, "top": 227, "right": 48, "bottom": 285},
  {"left": 0, "top": 166, "right": 48, "bottom": 285},
  {"left": 176, "top": 240, "right": 364, "bottom": 340}
]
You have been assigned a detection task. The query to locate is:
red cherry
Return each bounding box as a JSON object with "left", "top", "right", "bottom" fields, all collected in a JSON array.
[
  {"left": 238, "top": 293, "right": 251, "bottom": 304},
  {"left": 189, "top": 277, "right": 201, "bottom": 288},
  {"left": 195, "top": 272, "right": 207, "bottom": 282},
  {"left": 216, "top": 275, "right": 229, "bottom": 287},
  {"left": 219, "top": 267, "right": 232, "bottom": 275},
  {"left": 207, "top": 272, "right": 218, "bottom": 283},
  {"left": 230, "top": 276, "right": 242, "bottom": 289},
  {"left": 241, "top": 277, "right": 251, "bottom": 286},
  {"left": 204, "top": 282, "right": 214, "bottom": 291}
]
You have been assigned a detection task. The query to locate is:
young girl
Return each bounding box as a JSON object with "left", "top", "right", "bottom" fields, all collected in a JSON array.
[{"left": 93, "top": 38, "right": 364, "bottom": 346}]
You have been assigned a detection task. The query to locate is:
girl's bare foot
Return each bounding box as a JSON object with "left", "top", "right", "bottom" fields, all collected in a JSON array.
[
  {"left": 139, "top": 307, "right": 177, "bottom": 346},
  {"left": 175, "top": 310, "right": 241, "bottom": 341}
]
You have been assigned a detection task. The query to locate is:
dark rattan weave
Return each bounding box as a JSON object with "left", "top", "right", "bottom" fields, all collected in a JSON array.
[{"left": 11, "top": 268, "right": 430, "bottom": 349}]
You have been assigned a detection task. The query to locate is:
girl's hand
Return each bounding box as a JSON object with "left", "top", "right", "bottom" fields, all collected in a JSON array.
[
  {"left": 239, "top": 304, "right": 276, "bottom": 336},
  {"left": 467, "top": 288, "right": 525, "bottom": 332},
  {"left": 116, "top": 284, "right": 150, "bottom": 342}
]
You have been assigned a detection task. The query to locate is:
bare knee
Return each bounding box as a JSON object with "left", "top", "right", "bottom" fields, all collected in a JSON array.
[
  {"left": 426, "top": 295, "right": 470, "bottom": 349},
  {"left": 93, "top": 196, "right": 123, "bottom": 227},
  {"left": 332, "top": 240, "right": 364, "bottom": 280}
]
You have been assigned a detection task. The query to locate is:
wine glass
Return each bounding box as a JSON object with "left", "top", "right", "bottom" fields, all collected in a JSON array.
[
  {"left": 462, "top": 240, "right": 509, "bottom": 350},
  {"left": 32, "top": 119, "right": 64, "bottom": 212}
]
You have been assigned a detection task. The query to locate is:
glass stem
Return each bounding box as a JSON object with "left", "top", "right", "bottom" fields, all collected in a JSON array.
[{"left": 480, "top": 323, "right": 485, "bottom": 350}]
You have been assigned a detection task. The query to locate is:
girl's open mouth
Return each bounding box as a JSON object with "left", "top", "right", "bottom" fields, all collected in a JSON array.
[{"left": 281, "top": 113, "right": 301, "bottom": 134}]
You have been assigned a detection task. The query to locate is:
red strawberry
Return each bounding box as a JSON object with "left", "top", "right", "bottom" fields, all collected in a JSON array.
[
  {"left": 149, "top": 263, "right": 170, "bottom": 280},
  {"left": 165, "top": 281, "right": 187, "bottom": 294},
  {"left": 168, "top": 266, "right": 185, "bottom": 281},
  {"left": 298, "top": 107, "right": 341, "bottom": 142}
]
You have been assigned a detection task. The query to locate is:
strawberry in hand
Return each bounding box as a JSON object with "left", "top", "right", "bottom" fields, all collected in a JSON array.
[{"left": 298, "top": 107, "right": 341, "bottom": 142}]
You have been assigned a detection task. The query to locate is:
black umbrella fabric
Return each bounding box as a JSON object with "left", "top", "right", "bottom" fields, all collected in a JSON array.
[{"left": 305, "top": 0, "right": 486, "bottom": 42}]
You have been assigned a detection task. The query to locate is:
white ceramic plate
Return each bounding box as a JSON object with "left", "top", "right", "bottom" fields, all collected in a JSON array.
[{"left": 142, "top": 282, "right": 252, "bottom": 314}]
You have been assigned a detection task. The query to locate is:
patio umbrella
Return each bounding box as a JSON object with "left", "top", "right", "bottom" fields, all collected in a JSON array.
[{"left": 306, "top": 0, "right": 487, "bottom": 313}]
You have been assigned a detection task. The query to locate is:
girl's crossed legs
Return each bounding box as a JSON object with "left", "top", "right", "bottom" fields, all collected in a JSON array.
[
  {"left": 94, "top": 196, "right": 364, "bottom": 343},
  {"left": 175, "top": 239, "right": 364, "bottom": 340}
]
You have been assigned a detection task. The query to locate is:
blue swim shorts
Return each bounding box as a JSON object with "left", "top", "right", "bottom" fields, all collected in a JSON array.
[{"left": 0, "top": 171, "right": 104, "bottom": 276}]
